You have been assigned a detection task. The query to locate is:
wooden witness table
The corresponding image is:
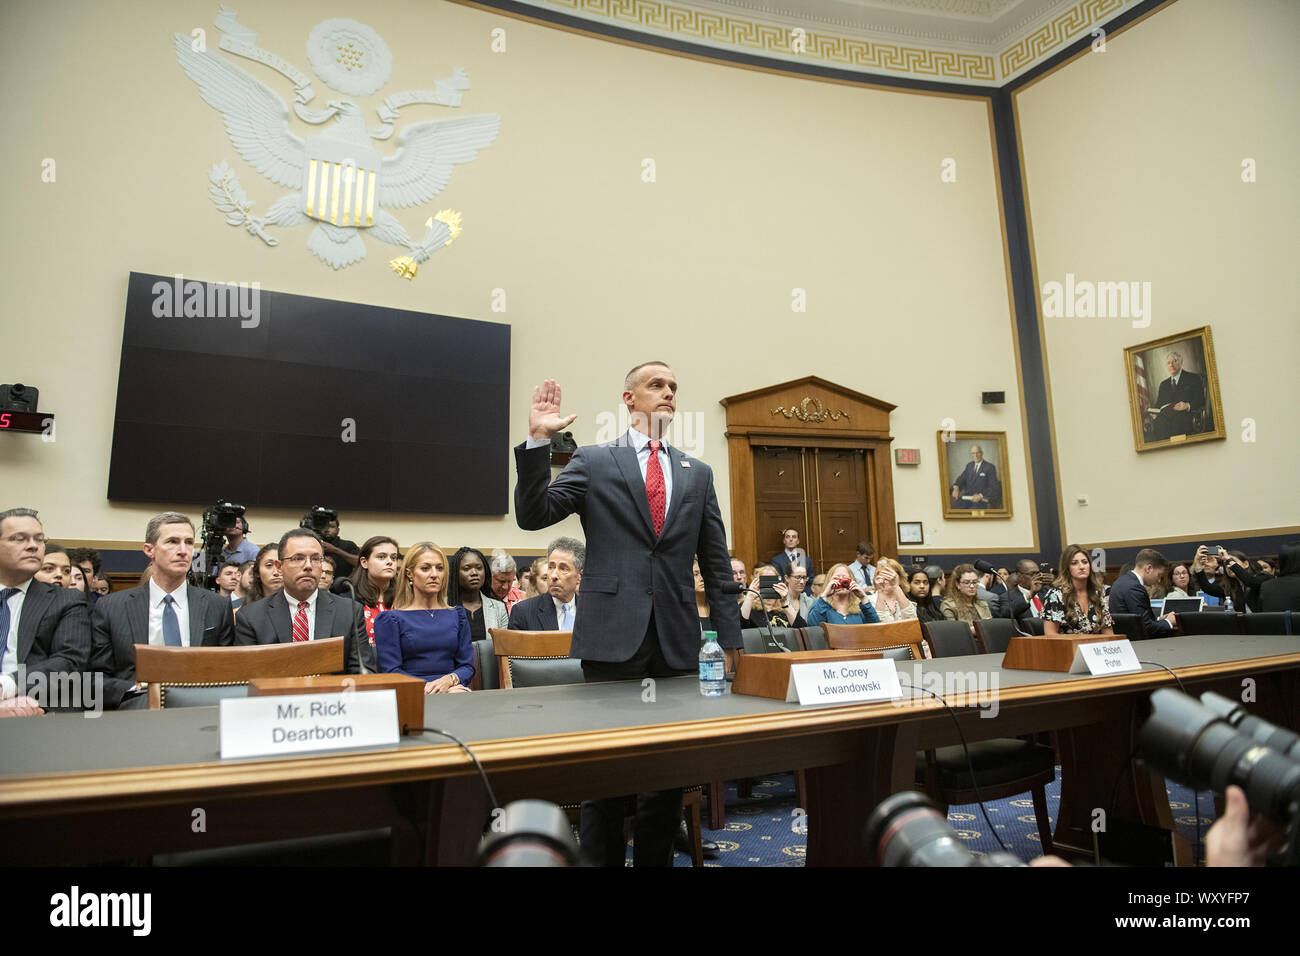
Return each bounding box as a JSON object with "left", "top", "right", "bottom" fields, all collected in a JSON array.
[{"left": 2, "top": 635, "right": 1298, "bottom": 866}]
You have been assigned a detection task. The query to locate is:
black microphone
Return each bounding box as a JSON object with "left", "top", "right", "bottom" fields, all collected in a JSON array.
[
  {"left": 719, "top": 581, "right": 744, "bottom": 595},
  {"left": 973, "top": 559, "right": 1005, "bottom": 581}
]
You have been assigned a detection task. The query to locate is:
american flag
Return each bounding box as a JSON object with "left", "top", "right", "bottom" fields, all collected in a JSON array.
[{"left": 1134, "top": 353, "right": 1150, "bottom": 413}]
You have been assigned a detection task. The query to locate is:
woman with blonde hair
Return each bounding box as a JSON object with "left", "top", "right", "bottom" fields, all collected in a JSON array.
[
  {"left": 807, "top": 563, "right": 881, "bottom": 626},
  {"left": 740, "top": 563, "right": 806, "bottom": 629},
  {"left": 374, "top": 542, "right": 473, "bottom": 694},
  {"left": 941, "top": 564, "right": 992, "bottom": 630},
  {"left": 1043, "top": 544, "right": 1113, "bottom": 636},
  {"left": 870, "top": 557, "right": 917, "bottom": 624}
]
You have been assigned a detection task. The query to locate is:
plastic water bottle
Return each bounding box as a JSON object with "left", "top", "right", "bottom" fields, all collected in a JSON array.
[{"left": 699, "top": 630, "right": 725, "bottom": 697}]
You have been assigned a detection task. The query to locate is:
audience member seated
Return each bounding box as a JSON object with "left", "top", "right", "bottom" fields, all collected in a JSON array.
[
  {"left": 487, "top": 549, "right": 526, "bottom": 613},
  {"left": 232, "top": 560, "right": 254, "bottom": 609},
  {"left": 68, "top": 548, "right": 103, "bottom": 604},
  {"left": 0, "top": 508, "right": 91, "bottom": 712},
  {"left": 998, "top": 559, "right": 1049, "bottom": 624},
  {"left": 215, "top": 560, "right": 241, "bottom": 601},
  {"left": 770, "top": 528, "right": 814, "bottom": 595},
  {"left": 1219, "top": 550, "right": 1269, "bottom": 612},
  {"left": 90, "top": 512, "right": 236, "bottom": 710},
  {"left": 811, "top": 571, "right": 827, "bottom": 595},
  {"left": 508, "top": 537, "right": 583, "bottom": 631},
  {"left": 320, "top": 515, "right": 360, "bottom": 573},
  {"left": 450, "top": 546, "right": 509, "bottom": 641},
  {"left": 319, "top": 555, "right": 336, "bottom": 591},
  {"left": 1191, "top": 545, "right": 1226, "bottom": 605},
  {"left": 990, "top": 567, "right": 1009, "bottom": 598},
  {"left": 870, "top": 558, "right": 917, "bottom": 623},
  {"left": 374, "top": 542, "right": 472, "bottom": 694},
  {"left": 785, "top": 566, "right": 815, "bottom": 619},
  {"left": 523, "top": 556, "right": 547, "bottom": 599},
  {"left": 91, "top": 576, "right": 110, "bottom": 597},
  {"left": 906, "top": 567, "right": 944, "bottom": 623},
  {"left": 221, "top": 517, "right": 258, "bottom": 565},
  {"left": 1043, "top": 545, "right": 1114, "bottom": 636},
  {"left": 730, "top": 557, "right": 747, "bottom": 588},
  {"left": 924, "top": 564, "right": 947, "bottom": 608},
  {"left": 1108, "top": 548, "right": 1177, "bottom": 638},
  {"left": 941, "top": 564, "right": 991, "bottom": 631},
  {"left": 350, "top": 536, "right": 400, "bottom": 651},
  {"left": 807, "top": 564, "right": 881, "bottom": 626},
  {"left": 234, "top": 530, "right": 371, "bottom": 674},
  {"left": 66, "top": 564, "right": 88, "bottom": 595},
  {"left": 976, "top": 568, "right": 1003, "bottom": 615},
  {"left": 1258, "top": 556, "right": 1277, "bottom": 577},
  {"left": 693, "top": 560, "right": 715, "bottom": 633},
  {"left": 1166, "top": 560, "right": 1198, "bottom": 599},
  {"left": 848, "top": 541, "right": 876, "bottom": 590},
  {"left": 741, "top": 563, "right": 806, "bottom": 630},
  {"left": 34, "top": 544, "right": 70, "bottom": 587},
  {"left": 243, "top": 543, "right": 282, "bottom": 607},
  {"left": 1259, "top": 543, "right": 1300, "bottom": 611}
]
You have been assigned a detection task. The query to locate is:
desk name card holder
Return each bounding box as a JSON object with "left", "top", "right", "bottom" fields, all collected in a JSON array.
[
  {"left": 733, "top": 650, "right": 895, "bottom": 703},
  {"left": 249, "top": 673, "right": 426, "bottom": 734},
  {"left": 219, "top": 688, "right": 400, "bottom": 760},
  {"left": 1002, "top": 635, "right": 1111, "bottom": 672},
  {"left": 1071, "top": 639, "right": 1141, "bottom": 675}
]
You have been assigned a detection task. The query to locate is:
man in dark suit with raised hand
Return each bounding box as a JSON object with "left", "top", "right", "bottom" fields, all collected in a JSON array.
[
  {"left": 0, "top": 507, "right": 91, "bottom": 714},
  {"left": 507, "top": 538, "right": 582, "bottom": 631},
  {"left": 1108, "top": 548, "right": 1178, "bottom": 638},
  {"left": 235, "top": 528, "right": 372, "bottom": 674},
  {"left": 514, "top": 362, "right": 742, "bottom": 867},
  {"left": 89, "top": 512, "right": 235, "bottom": 710}
]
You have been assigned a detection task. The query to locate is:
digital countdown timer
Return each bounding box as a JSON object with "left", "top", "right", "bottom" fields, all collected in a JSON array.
[{"left": 0, "top": 411, "right": 53, "bottom": 434}]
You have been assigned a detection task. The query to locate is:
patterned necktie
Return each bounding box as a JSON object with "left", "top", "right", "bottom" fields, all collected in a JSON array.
[
  {"left": 292, "top": 600, "right": 310, "bottom": 643},
  {"left": 560, "top": 602, "right": 572, "bottom": 630},
  {"left": 161, "top": 594, "right": 183, "bottom": 647},
  {"left": 0, "top": 588, "right": 17, "bottom": 659},
  {"left": 645, "top": 440, "right": 665, "bottom": 536}
]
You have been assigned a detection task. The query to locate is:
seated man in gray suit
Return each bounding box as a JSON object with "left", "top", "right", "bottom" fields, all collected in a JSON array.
[
  {"left": 0, "top": 507, "right": 92, "bottom": 714},
  {"left": 89, "top": 512, "right": 235, "bottom": 710},
  {"left": 506, "top": 537, "right": 583, "bottom": 631},
  {"left": 234, "top": 529, "right": 372, "bottom": 674}
]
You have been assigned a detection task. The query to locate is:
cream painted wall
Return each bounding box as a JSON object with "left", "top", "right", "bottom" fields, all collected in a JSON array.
[
  {"left": 0, "top": 0, "right": 1025, "bottom": 554},
  {"left": 1017, "top": 0, "right": 1300, "bottom": 547}
]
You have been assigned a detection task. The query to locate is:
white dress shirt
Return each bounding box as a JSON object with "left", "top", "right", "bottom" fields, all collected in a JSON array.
[
  {"left": 1, "top": 578, "right": 33, "bottom": 699},
  {"left": 850, "top": 561, "right": 874, "bottom": 588},
  {"left": 148, "top": 577, "right": 192, "bottom": 647},
  {"left": 527, "top": 428, "right": 674, "bottom": 521},
  {"left": 285, "top": 588, "right": 319, "bottom": 642},
  {"left": 552, "top": 595, "right": 577, "bottom": 631}
]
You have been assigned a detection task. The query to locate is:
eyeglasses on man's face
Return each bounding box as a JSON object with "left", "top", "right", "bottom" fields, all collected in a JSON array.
[{"left": 281, "top": 554, "right": 326, "bottom": 568}]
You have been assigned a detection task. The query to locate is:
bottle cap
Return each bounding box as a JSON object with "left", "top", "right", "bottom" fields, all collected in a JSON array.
[{"left": 702, "top": 630, "right": 717, "bottom": 642}]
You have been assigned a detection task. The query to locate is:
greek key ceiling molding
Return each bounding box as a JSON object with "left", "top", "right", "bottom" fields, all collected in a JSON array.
[{"left": 516, "top": 0, "right": 1143, "bottom": 84}]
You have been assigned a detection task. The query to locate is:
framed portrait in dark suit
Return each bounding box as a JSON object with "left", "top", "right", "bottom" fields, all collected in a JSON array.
[
  {"left": 1124, "top": 326, "right": 1225, "bottom": 452},
  {"left": 937, "top": 431, "right": 1012, "bottom": 519}
]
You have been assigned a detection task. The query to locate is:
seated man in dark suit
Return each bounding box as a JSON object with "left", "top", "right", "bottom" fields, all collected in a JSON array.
[
  {"left": 950, "top": 445, "right": 1001, "bottom": 509},
  {"left": 234, "top": 529, "right": 372, "bottom": 674},
  {"left": 0, "top": 507, "right": 92, "bottom": 714},
  {"left": 1107, "top": 548, "right": 1178, "bottom": 638},
  {"left": 997, "top": 559, "right": 1051, "bottom": 625},
  {"left": 1148, "top": 350, "right": 1206, "bottom": 441},
  {"left": 89, "top": 512, "right": 235, "bottom": 710},
  {"left": 507, "top": 537, "right": 583, "bottom": 631}
]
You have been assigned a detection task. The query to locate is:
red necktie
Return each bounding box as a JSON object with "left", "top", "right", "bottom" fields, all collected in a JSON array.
[
  {"left": 1031, "top": 594, "right": 1043, "bottom": 616},
  {"left": 646, "top": 440, "right": 666, "bottom": 536},
  {"left": 292, "top": 600, "right": 310, "bottom": 642}
]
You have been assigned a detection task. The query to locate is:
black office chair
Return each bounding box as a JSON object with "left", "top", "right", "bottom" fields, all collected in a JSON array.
[
  {"left": 1177, "top": 612, "right": 1242, "bottom": 636},
  {"left": 1110, "top": 613, "right": 1146, "bottom": 643},
  {"left": 1243, "top": 611, "right": 1294, "bottom": 635},
  {"left": 470, "top": 636, "right": 498, "bottom": 690},
  {"left": 800, "top": 624, "right": 827, "bottom": 650},
  {"left": 973, "top": 617, "right": 1022, "bottom": 655},
  {"left": 740, "top": 627, "right": 800, "bottom": 654},
  {"left": 922, "top": 619, "right": 982, "bottom": 658},
  {"left": 1022, "top": 617, "right": 1046, "bottom": 636}
]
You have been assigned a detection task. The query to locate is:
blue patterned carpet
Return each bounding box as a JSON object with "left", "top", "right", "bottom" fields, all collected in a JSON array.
[{"left": 641, "top": 771, "right": 1216, "bottom": 867}]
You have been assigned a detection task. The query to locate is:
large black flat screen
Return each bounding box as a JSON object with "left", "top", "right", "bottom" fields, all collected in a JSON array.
[{"left": 108, "top": 272, "right": 510, "bottom": 514}]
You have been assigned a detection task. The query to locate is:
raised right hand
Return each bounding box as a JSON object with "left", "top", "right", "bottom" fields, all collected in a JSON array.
[{"left": 529, "top": 379, "right": 578, "bottom": 441}]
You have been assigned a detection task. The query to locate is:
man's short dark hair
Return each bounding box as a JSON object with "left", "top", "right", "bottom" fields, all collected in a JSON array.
[
  {"left": 624, "top": 361, "right": 673, "bottom": 390},
  {"left": 320, "top": 555, "right": 336, "bottom": 572},
  {"left": 547, "top": 536, "right": 586, "bottom": 573},
  {"left": 1134, "top": 548, "right": 1168, "bottom": 570},
  {"left": 0, "top": 507, "right": 40, "bottom": 534},
  {"left": 219, "top": 560, "right": 242, "bottom": 573},
  {"left": 857, "top": 541, "right": 875, "bottom": 556},
  {"left": 277, "top": 528, "right": 322, "bottom": 557},
  {"left": 146, "top": 512, "right": 194, "bottom": 545},
  {"left": 68, "top": 548, "right": 102, "bottom": 574},
  {"left": 44, "top": 543, "right": 66, "bottom": 557},
  {"left": 923, "top": 564, "right": 944, "bottom": 581}
]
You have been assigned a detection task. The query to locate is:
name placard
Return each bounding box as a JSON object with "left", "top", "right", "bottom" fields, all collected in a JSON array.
[
  {"left": 789, "top": 659, "right": 902, "bottom": 705},
  {"left": 1071, "top": 640, "right": 1141, "bottom": 675},
  {"left": 219, "top": 689, "right": 400, "bottom": 759}
]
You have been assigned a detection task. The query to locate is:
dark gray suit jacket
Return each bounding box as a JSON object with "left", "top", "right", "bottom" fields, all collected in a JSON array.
[
  {"left": 1108, "top": 571, "right": 1172, "bottom": 638},
  {"left": 233, "top": 589, "right": 372, "bottom": 674},
  {"left": 89, "top": 582, "right": 235, "bottom": 710},
  {"left": 507, "top": 593, "right": 560, "bottom": 631},
  {"left": 514, "top": 438, "right": 741, "bottom": 670},
  {"left": 6, "top": 579, "right": 91, "bottom": 708}
]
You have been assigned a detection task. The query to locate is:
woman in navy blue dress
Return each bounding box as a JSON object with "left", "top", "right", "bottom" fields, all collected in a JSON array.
[{"left": 374, "top": 542, "right": 474, "bottom": 694}]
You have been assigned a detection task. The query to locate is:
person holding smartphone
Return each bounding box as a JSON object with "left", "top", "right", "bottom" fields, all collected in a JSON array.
[{"left": 806, "top": 563, "right": 881, "bottom": 626}]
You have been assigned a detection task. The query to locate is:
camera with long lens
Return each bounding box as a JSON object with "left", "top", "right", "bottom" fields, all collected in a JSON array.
[
  {"left": 300, "top": 505, "right": 338, "bottom": 537},
  {"left": 477, "top": 800, "right": 580, "bottom": 867},
  {"left": 864, "top": 791, "right": 1024, "bottom": 867},
  {"left": 1137, "top": 688, "right": 1300, "bottom": 865},
  {"left": 194, "top": 500, "right": 246, "bottom": 586}
]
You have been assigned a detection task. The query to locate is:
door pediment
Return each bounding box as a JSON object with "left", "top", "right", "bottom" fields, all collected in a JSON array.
[{"left": 721, "top": 376, "right": 896, "bottom": 439}]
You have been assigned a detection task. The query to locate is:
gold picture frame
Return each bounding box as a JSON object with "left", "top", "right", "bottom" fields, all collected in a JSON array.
[
  {"left": 936, "top": 431, "right": 1012, "bottom": 520},
  {"left": 1124, "top": 326, "right": 1225, "bottom": 453}
]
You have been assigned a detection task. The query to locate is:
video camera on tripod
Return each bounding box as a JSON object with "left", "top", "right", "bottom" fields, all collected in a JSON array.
[
  {"left": 194, "top": 500, "right": 246, "bottom": 588},
  {"left": 300, "top": 505, "right": 338, "bottom": 537}
]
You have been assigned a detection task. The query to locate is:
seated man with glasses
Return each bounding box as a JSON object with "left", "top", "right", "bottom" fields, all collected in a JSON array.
[{"left": 234, "top": 529, "right": 373, "bottom": 674}]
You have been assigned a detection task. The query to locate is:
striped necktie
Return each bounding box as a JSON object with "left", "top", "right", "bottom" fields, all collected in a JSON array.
[{"left": 292, "top": 600, "right": 310, "bottom": 642}]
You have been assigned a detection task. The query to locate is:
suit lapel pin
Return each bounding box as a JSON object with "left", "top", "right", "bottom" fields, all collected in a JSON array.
[{"left": 680, "top": 461, "right": 690, "bottom": 468}]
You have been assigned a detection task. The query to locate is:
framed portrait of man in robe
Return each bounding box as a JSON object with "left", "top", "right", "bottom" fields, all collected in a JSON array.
[
  {"left": 1124, "top": 326, "right": 1225, "bottom": 453},
  {"left": 937, "top": 431, "right": 1012, "bottom": 519}
]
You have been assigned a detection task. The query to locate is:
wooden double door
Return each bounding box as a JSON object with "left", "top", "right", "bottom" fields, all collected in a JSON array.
[{"left": 752, "top": 446, "right": 873, "bottom": 577}]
